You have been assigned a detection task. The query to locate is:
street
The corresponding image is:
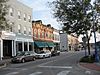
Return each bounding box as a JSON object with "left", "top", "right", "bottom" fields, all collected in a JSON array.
[{"left": 0, "top": 51, "right": 100, "bottom": 75}]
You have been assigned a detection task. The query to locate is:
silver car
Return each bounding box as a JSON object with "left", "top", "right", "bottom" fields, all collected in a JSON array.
[{"left": 35, "top": 50, "right": 51, "bottom": 58}]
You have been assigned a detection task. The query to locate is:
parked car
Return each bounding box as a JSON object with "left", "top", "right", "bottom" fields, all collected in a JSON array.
[
  {"left": 28, "top": 51, "right": 37, "bottom": 58},
  {"left": 51, "top": 50, "right": 60, "bottom": 56},
  {"left": 11, "top": 51, "right": 36, "bottom": 63},
  {"left": 35, "top": 50, "right": 51, "bottom": 58}
]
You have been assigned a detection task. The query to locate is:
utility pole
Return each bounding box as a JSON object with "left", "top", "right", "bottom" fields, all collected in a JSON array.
[
  {"left": 82, "top": 36, "right": 87, "bottom": 56},
  {"left": 93, "top": 0, "right": 99, "bottom": 62}
]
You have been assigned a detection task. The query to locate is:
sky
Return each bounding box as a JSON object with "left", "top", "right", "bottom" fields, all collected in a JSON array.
[
  {"left": 18, "top": 0, "right": 95, "bottom": 30},
  {"left": 18, "top": 0, "right": 61, "bottom": 30}
]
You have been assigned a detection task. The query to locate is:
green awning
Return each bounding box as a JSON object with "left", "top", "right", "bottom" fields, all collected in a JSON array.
[
  {"left": 46, "top": 42, "right": 55, "bottom": 47},
  {"left": 34, "top": 41, "right": 48, "bottom": 48}
]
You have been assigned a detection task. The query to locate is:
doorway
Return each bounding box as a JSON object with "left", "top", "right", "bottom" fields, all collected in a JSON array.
[{"left": 3, "top": 40, "right": 12, "bottom": 58}]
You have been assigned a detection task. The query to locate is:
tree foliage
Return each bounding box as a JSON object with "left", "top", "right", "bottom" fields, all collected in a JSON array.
[
  {"left": 50, "top": 0, "right": 100, "bottom": 55},
  {"left": 0, "top": 0, "right": 9, "bottom": 30},
  {"left": 51, "top": 0, "right": 99, "bottom": 35}
]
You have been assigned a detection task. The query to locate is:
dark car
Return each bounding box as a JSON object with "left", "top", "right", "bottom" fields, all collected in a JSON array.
[
  {"left": 11, "top": 51, "right": 36, "bottom": 63},
  {"left": 51, "top": 50, "right": 60, "bottom": 56}
]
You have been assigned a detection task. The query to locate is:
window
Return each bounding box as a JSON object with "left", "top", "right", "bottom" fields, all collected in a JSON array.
[
  {"left": 9, "top": 8, "right": 13, "bottom": 16},
  {"left": 42, "top": 32, "right": 44, "bottom": 38},
  {"left": 18, "top": 24, "right": 21, "bottom": 33},
  {"left": 24, "top": 13, "right": 26, "bottom": 21},
  {"left": 29, "top": 28, "right": 31, "bottom": 35},
  {"left": 38, "top": 29, "right": 40, "bottom": 38},
  {"left": 28, "top": 15, "right": 31, "bottom": 22},
  {"left": 34, "top": 29, "right": 37, "bottom": 37},
  {"left": 24, "top": 27, "right": 26, "bottom": 34},
  {"left": 18, "top": 11, "right": 21, "bottom": 19},
  {"left": 9, "top": 22, "right": 14, "bottom": 32}
]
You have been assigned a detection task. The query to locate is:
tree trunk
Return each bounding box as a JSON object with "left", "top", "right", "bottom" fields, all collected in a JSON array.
[
  {"left": 87, "top": 38, "right": 91, "bottom": 55},
  {"left": 86, "top": 31, "right": 91, "bottom": 55}
]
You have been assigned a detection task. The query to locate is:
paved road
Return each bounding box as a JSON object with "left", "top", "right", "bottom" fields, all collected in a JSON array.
[{"left": 0, "top": 51, "right": 100, "bottom": 75}]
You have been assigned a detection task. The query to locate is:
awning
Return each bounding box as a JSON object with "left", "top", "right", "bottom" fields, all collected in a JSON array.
[
  {"left": 34, "top": 41, "right": 48, "bottom": 48},
  {"left": 46, "top": 42, "right": 55, "bottom": 47}
]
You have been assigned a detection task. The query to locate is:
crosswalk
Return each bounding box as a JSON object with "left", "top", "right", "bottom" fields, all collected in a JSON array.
[
  {"left": 5, "top": 71, "right": 71, "bottom": 75},
  {"left": 4, "top": 70, "right": 92, "bottom": 75},
  {"left": 29, "top": 72, "right": 42, "bottom": 75}
]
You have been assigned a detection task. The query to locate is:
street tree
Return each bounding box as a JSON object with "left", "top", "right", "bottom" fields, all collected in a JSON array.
[
  {"left": 50, "top": 0, "right": 99, "bottom": 55},
  {"left": 52, "top": 0, "right": 98, "bottom": 55},
  {"left": 0, "top": 0, "right": 10, "bottom": 30}
]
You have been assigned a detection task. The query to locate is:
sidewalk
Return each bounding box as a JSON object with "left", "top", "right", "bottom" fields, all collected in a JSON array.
[
  {"left": 79, "top": 62, "right": 100, "bottom": 71},
  {"left": 0, "top": 59, "right": 11, "bottom": 69}
]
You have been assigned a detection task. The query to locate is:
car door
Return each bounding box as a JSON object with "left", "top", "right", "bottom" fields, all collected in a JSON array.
[{"left": 24, "top": 52, "right": 31, "bottom": 61}]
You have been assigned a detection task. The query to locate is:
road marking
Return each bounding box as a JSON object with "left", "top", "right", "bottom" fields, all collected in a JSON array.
[
  {"left": 3, "top": 67, "right": 28, "bottom": 70},
  {"left": 29, "top": 72, "right": 42, "bottom": 75},
  {"left": 57, "top": 70, "right": 70, "bottom": 75},
  {"left": 21, "top": 68, "right": 28, "bottom": 71},
  {"left": 39, "top": 66, "right": 72, "bottom": 69},
  {"left": 85, "top": 71, "right": 91, "bottom": 74},
  {"left": 5, "top": 72, "right": 19, "bottom": 75}
]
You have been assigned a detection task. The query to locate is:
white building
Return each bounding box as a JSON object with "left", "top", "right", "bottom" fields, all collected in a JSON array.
[
  {"left": 0, "top": 0, "right": 33, "bottom": 60},
  {"left": 60, "top": 33, "right": 68, "bottom": 51},
  {"left": 53, "top": 29, "right": 60, "bottom": 51}
]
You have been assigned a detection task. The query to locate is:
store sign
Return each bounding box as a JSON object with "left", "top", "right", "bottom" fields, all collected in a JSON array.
[
  {"left": 1, "top": 31, "right": 16, "bottom": 40},
  {"left": 15, "top": 38, "right": 33, "bottom": 42}
]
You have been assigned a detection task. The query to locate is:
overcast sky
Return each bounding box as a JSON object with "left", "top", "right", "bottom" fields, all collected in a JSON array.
[
  {"left": 18, "top": 0, "right": 95, "bottom": 30},
  {"left": 18, "top": 0, "right": 61, "bottom": 30}
]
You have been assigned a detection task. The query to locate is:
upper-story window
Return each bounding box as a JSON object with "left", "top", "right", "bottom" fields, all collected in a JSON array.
[
  {"left": 9, "top": 22, "right": 14, "bottom": 32},
  {"left": 34, "top": 29, "right": 37, "bottom": 37},
  {"left": 18, "top": 24, "right": 21, "bottom": 33},
  {"left": 24, "top": 13, "right": 26, "bottom": 21},
  {"left": 29, "top": 28, "right": 31, "bottom": 35},
  {"left": 18, "top": 11, "right": 21, "bottom": 19},
  {"left": 9, "top": 8, "right": 13, "bottom": 16},
  {"left": 28, "top": 15, "right": 31, "bottom": 22},
  {"left": 42, "top": 32, "right": 44, "bottom": 38},
  {"left": 24, "top": 27, "right": 26, "bottom": 34},
  {"left": 38, "top": 29, "right": 40, "bottom": 38}
]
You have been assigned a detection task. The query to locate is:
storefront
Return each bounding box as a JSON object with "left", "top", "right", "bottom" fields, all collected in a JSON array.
[
  {"left": 15, "top": 37, "right": 33, "bottom": 53},
  {"left": 0, "top": 31, "right": 16, "bottom": 60},
  {"left": 34, "top": 41, "right": 55, "bottom": 52}
]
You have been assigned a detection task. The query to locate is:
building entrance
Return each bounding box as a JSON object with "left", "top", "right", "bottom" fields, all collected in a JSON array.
[{"left": 3, "top": 40, "right": 12, "bottom": 58}]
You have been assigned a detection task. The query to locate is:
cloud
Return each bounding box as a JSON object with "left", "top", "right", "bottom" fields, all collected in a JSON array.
[{"left": 18, "top": 0, "right": 61, "bottom": 29}]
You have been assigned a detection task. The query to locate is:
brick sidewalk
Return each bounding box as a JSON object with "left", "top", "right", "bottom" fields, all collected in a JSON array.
[
  {"left": 80, "top": 63, "right": 100, "bottom": 71},
  {"left": 0, "top": 59, "right": 11, "bottom": 68}
]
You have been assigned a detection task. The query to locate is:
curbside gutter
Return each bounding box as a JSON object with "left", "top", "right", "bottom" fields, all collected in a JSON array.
[
  {"left": 0, "top": 59, "right": 11, "bottom": 69},
  {"left": 0, "top": 63, "right": 6, "bottom": 69}
]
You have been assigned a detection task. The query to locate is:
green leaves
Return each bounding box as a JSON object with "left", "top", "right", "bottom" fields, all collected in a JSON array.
[
  {"left": 51, "top": 0, "right": 97, "bottom": 35},
  {"left": 0, "top": 0, "right": 9, "bottom": 30}
]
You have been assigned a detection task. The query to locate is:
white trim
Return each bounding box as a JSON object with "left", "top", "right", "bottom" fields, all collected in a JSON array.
[
  {"left": 12, "top": 40, "right": 14, "bottom": 56},
  {"left": 27, "top": 42, "right": 29, "bottom": 51},
  {"left": 22, "top": 42, "right": 24, "bottom": 51},
  {"left": 14, "top": 41, "right": 16, "bottom": 56},
  {"left": 15, "top": 38, "right": 33, "bottom": 42},
  {"left": 1, "top": 39, "right": 3, "bottom": 60}
]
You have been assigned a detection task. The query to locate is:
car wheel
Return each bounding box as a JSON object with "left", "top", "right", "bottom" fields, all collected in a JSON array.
[
  {"left": 49, "top": 54, "right": 51, "bottom": 58},
  {"left": 33, "top": 57, "right": 35, "bottom": 61},
  {"left": 43, "top": 55, "right": 45, "bottom": 59},
  {"left": 21, "top": 59, "right": 25, "bottom": 63}
]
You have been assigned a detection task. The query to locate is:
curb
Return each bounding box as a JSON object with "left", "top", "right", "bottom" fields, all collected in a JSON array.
[
  {"left": 0, "top": 63, "right": 6, "bottom": 69},
  {"left": 77, "top": 62, "right": 100, "bottom": 72},
  {"left": 77, "top": 63, "right": 91, "bottom": 71},
  {"left": 0, "top": 59, "right": 11, "bottom": 69}
]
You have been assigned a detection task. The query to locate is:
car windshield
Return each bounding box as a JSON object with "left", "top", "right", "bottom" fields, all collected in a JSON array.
[
  {"left": 37, "top": 51, "right": 44, "bottom": 54},
  {"left": 16, "top": 52, "right": 25, "bottom": 56}
]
